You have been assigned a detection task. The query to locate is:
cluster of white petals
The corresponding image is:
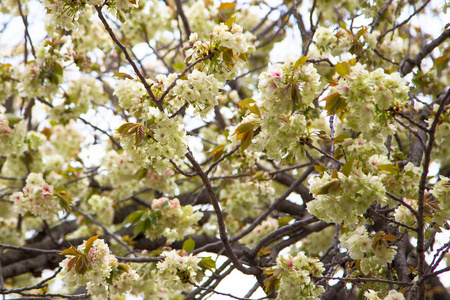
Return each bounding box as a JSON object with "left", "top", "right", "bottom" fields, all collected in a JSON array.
[
  {"left": 156, "top": 250, "right": 201, "bottom": 290},
  {"left": 60, "top": 238, "right": 139, "bottom": 299},
  {"left": 12, "top": 173, "right": 59, "bottom": 221},
  {"left": 275, "top": 253, "right": 325, "bottom": 300}
]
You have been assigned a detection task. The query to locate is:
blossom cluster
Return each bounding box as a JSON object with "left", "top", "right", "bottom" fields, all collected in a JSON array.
[
  {"left": 156, "top": 250, "right": 201, "bottom": 291},
  {"left": 51, "top": 120, "right": 85, "bottom": 159},
  {"left": 132, "top": 263, "right": 183, "bottom": 299},
  {"left": 119, "top": 107, "right": 188, "bottom": 175},
  {"left": 241, "top": 217, "right": 278, "bottom": 248},
  {"left": 0, "top": 217, "right": 23, "bottom": 246},
  {"left": 172, "top": 69, "right": 222, "bottom": 117},
  {"left": 12, "top": 173, "right": 60, "bottom": 221},
  {"left": 393, "top": 198, "right": 418, "bottom": 229},
  {"left": 275, "top": 253, "right": 325, "bottom": 300},
  {"left": 314, "top": 27, "right": 353, "bottom": 56},
  {"left": 147, "top": 197, "right": 203, "bottom": 240},
  {"left": 430, "top": 176, "right": 450, "bottom": 227},
  {"left": 42, "top": 0, "right": 138, "bottom": 31},
  {"left": 83, "top": 194, "right": 115, "bottom": 225},
  {"left": 365, "top": 289, "right": 405, "bottom": 300},
  {"left": 51, "top": 75, "right": 108, "bottom": 123},
  {"left": 247, "top": 59, "right": 321, "bottom": 161},
  {"left": 183, "top": 1, "right": 218, "bottom": 38},
  {"left": 185, "top": 22, "right": 253, "bottom": 81},
  {"left": 332, "top": 63, "right": 408, "bottom": 137},
  {"left": 60, "top": 238, "right": 138, "bottom": 298},
  {"left": 340, "top": 226, "right": 397, "bottom": 275},
  {"left": 308, "top": 170, "right": 386, "bottom": 224},
  {"left": 16, "top": 38, "right": 66, "bottom": 99},
  {"left": 121, "top": 0, "right": 172, "bottom": 45},
  {"left": 219, "top": 178, "right": 274, "bottom": 220},
  {"left": 0, "top": 110, "right": 27, "bottom": 156},
  {"left": 113, "top": 78, "right": 146, "bottom": 113}
]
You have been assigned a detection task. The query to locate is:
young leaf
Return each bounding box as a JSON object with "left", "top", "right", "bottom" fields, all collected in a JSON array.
[
  {"left": 316, "top": 180, "right": 341, "bottom": 195},
  {"left": 198, "top": 257, "right": 216, "bottom": 269},
  {"left": 433, "top": 55, "right": 448, "bottom": 67},
  {"left": 182, "top": 237, "right": 195, "bottom": 252},
  {"left": 67, "top": 256, "right": 78, "bottom": 271},
  {"left": 293, "top": 56, "right": 308, "bottom": 70},
  {"left": 75, "top": 255, "right": 89, "bottom": 274},
  {"left": 135, "top": 125, "right": 146, "bottom": 146},
  {"left": 335, "top": 62, "right": 350, "bottom": 77},
  {"left": 113, "top": 73, "right": 134, "bottom": 80},
  {"left": 60, "top": 247, "right": 80, "bottom": 256},
  {"left": 340, "top": 158, "right": 355, "bottom": 177},
  {"left": 224, "top": 16, "right": 236, "bottom": 28},
  {"left": 84, "top": 234, "right": 100, "bottom": 254},
  {"left": 217, "top": 2, "right": 236, "bottom": 10},
  {"left": 376, "top": 164, "right": 399, "bottom": 174},
  {"left": 324, "top": 92, "right": 345, "bottom": 116},
  {"left": 210, "top": 145, "right": 225, "bottom": 162},
  {"left": 124, "top": 210, "right": 146, "bottom": 225},
  {"left": 4, "top": 113, "right": 22, "bottom": 127},
  {"left": 240, "top": 129, "right": 254, "bottom": 151},
  {"left": 356, "top": 27, "right": 368, "bottom": 39},
  {"left": 232, "top": 121, "right": 256, "bottom": 136}
]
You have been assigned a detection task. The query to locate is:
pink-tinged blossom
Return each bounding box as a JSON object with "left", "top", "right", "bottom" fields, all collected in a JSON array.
[{"left": 12, "top": 173, "right": 60, "bottom": 221}]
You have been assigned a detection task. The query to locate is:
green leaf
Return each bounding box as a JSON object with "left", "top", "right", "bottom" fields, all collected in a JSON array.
[
  {"left": 54, "top": 63, "right": 63, "bottom": 77},
  {"left": 124, "top": 210, "right": 146, "bottom": 225},
  {"left": 232, "top": 121, "right": 256, "bottom": 136},
  {"left": 133, "top": 220, "right": 146, "bottom": 237},
  {"left": 239, "top": 98, "right": 260, "bottom": 115},
  {"left": 316, "top": 180, "right": 341, "bottom": 195},
  {"left": 314, "top": 163, "right": 327, "bottom": 173},
  {"left": 240, "top": 98, "right": 256, "bottom": 106},
  {"left": 356, "top": 27, "right": 368, "bottom": 39},
  {"left": 335, "top": 62, "right": 350, "bottom": 77},
  {"left": 133, "top": 168, "right": 149, "bottom": 180},
  {"left": 333, "top": 133, "right": 350, "bottom": 143},
  {"left": 257, "top": 248, "right": 271, "bottom": 257},
  {"left": 182, "top": 237, "right": 195, "bottom": 252},
  {"left": 59, "top": 247, "right": 80, "bottom": 256},
  {"left": 57, "top": 191, "right": 73, "bottom": 212},
  {"left": 433, "top": 55, "right": 448, "bottom": 67},
  {"left": 340, "top": 158, "right": 354, "bottom": 177},
  {"left": 4, "top": 113, "right": 22, "bottom": 126},
  {"left": 149, "top": 211, "right": 158, "bottom": 226},
  {"left": 198, "top": 257, "right": 216, "bottom": 270},
  {"left": 278, "top": 216, "right": 293, "bottom": 227},
  {"left": 293, "top": 56, "right": 308, "bottom": 70},
  {"left": 116, "top": 122, "right": 137, "bottom": 135},
  {"left": 113, "top": 72, "right": 134, "bottom": 80},
  {"left": 223, "top": 49, "right": 235, "bottom": 68},
  {"left": 161, "top": 200, "right": 169, "bottom": 209},
  {"left": 247, "top": 105, "right": 260, "bottom": 115},
  {"left": 264, "top": 274, "right": 280, "bottom": 295},
  {"left": 324, "top": 92, "right": 346, "bottom": 116},
  {"left": 218, "top": 2, "right": 236, "bottom": 10},
  {"left": 376, "top": 164, "right": 399, "bottom": 174},
  {"left": 224, "top": 16, "right": 236, "bottom": 28}
]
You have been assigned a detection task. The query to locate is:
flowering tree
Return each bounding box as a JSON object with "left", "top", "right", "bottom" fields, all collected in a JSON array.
[{"left": 0, "top": 0, "right": 449, "bottom": 299}]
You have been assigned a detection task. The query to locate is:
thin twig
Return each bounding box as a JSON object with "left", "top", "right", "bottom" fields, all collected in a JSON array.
[{"left": 94, "top": 5, "right": 162, "bottom": 110}]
